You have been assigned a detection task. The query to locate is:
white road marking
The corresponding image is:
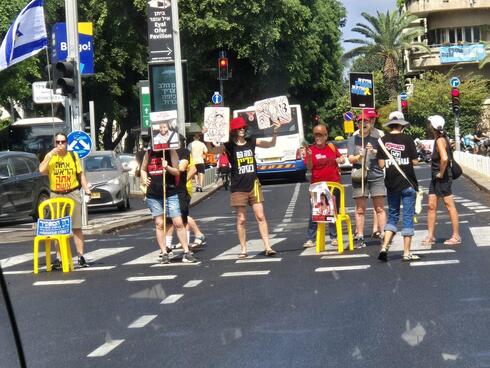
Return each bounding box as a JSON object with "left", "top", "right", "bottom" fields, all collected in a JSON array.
[
  {"left": 123, "top": 250, "right": 161, "bottom": 265},
  {"left": 126, "top": 275, "right": 177, "bottom": 281},
  {"left": 87, "top": 340, "right": 125, "bottom": 357},
  {"left": 221, "top": 270, "right": 270, "bottom": 277},
  {"left": 183, "top": 280, "right": 203, "bottom": 288},
  {"left": 414, "top": 249, "right": 456, "bottom": 254},
  {"left": 3, "top": 270, "right": 33, "bottom": 275},
  {"left": 315, "top": 265, "right": 370, "bottom": 272},
  {"left": 127, "top": 315, "right": 157, "bottom": 328},
  {"left": 211, "top": 238, "right": 285, "bottom": 260},
  {"left": 470, "top": 226, "right": 490, "bottom": 246},
  {"left": 463, "top": 202, "right": 482, "bottom": 207},
  {"left": 33, "top": 280, "right": 85, "bottom": 286},
  {"left": 455, "top": 199, "right": 471, "bottom": 203},
  {"left": 150, "top": 262, "right": 201, "bottom": 267},
  {"left": 410, "top": 260, "right": 460, "bottom": 267},
  {"left": 81, "top": 247, "right": 132, "bottom": 262},
  {"left": 1, "top": 253, "right": 38, "bottom": 268},
  {"left": 161, "top": 294, "right": 184, "bottom": 304},
  {"left": 235, "top": 258, "right": 282, "bottom": 264},
  {"left": 300, "top": 244, "right": 350, "bottom": 256},
  {"left": 273, "top": 228, "right": 284, "bottom": 233},
  {"left": 475, "top": 209, "right": 490, "bottom": 213},
  {"left": 321, "top": 254, "right": 369, "bottom": 259},
  {"left": 282, "top": 218, "right": 292, "bottom": 223},
  {"left": 389, "top": 230, "right": 433, "bottom": 252},
  {"left": 75, "top": 266, "right": 116, "bottom": 271},
  {"left": 465, "top": 205, "right": 488, "bottom": 210}
]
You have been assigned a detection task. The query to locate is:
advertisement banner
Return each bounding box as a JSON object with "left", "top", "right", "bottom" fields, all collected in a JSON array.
[{"left": 439, "top": 44, "right": 486, "bottom": 64}]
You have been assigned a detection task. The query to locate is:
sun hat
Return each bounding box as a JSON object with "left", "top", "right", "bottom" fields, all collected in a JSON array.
[
  {"left": 384, "top": 111, "right": 410, "bottom": 128},
  {"left": 229, "top": 116, "right": 248, "bottom": 131}
]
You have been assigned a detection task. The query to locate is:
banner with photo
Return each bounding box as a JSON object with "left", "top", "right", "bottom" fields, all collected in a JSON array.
[
  {"left": 253, "top": 95, "right": 291, "bottom": 129},
  {"left": 150, "top": 110, "right": 180, "bottom": 151},
  {"left": 309, "top": 182, "right": 336, "bottom": 223},
  {"left": 203, "top": 106, "right": 230, "bottom": 143}
]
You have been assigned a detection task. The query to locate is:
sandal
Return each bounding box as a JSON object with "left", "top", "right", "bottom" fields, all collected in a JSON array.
[
  {"left": 265, "top": 249, "right": 277, "bottom": 257},
  {"left": 402, "top": 253, "right": 421, "bottom": 262},
  {"left": 421, "top": 237, "right": 436, "bottom": 246},
  {"left": 238, "top": 252, "right": 248, "bottom": 259},
  {"left": 444, "top": 236, "right": 462, "bottom": 245}
]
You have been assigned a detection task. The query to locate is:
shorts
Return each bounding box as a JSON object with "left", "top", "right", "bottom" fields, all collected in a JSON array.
[
  {"left": 230, "top": 184, "right": 264, "bottom": 207},
  {"left": 147, "top": 194, "right": 181, "bottom": 219},
  {"left": 51, "top": 190, "right": 82, "bottom": 229},
  {"left": 178, "top": 192, "right": 190, "bottom": 225},
  {"left": 195, "top": 163, "right": 205, "bottom": 174},
  {"left": 429, "top": 177, "right": 453, "bottom": 197},
  {"left": 352, "top": 179, "right": 386, "bottom": 199}
]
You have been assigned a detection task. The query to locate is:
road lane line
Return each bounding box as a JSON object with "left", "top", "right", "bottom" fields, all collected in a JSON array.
[
  {"left": 414, "top": 249, "right": 456, "bottom": 254},
  {"left": 126, "top": 275, "right": 177, "bottom": 281},
  {"left": 33, "top": 280, "right": 85, "bottom": 286},
  {"left": 321, "top": 254, "right": 369, "bottom": 259},
  {"left": 128, "top": 315, "right": 157, "bottom": 328},
  {"left": 151, "top": 262, "right": 201, "bottom": 267},
  {"left": 81, "top": 247, "right": 133, "bottom": 262},
  {"left": 410, "top": 260, "right": 460, "bottom": 267},
  {"left": 124, "top": 250, "right": 161, "bottom": 265},
  {"left": 75, "top": 266, "right": 116, "bottom": 271},
  {"left": 212, "top": 238, "right": 285, "bottom": 260},
  {"left": 315, "top": 265, "right": 370, "bottom": 272},
  {"left": 87, "top": 340, "right": 125, "bottom": 357},
  {"left": 183, "top": 280, "right": 203, "bottom": 288},
  {"left": 221, "top": 271, "right": 270, "bottom": 277},
  {"left": 235, "top": 258, "right": 282, "bottom": 264},
  {"left": 3, "top": 270, "right": 33, "bottom": 275},
  {"left": 475, "top": 209, "right": 490, "bottom": 213},
  {"left": 161, "top": 294, "right": 184, "bottom": 304},
  {"left": 1, "top": 253, "right": 37, "bottom": 268}
]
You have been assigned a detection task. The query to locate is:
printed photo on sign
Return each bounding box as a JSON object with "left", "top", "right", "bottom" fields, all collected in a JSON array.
[
  {"left": 150, "top": 111, "right": 179, "bottom": 151},
  {"left": 203, "top": 107, "right": 230, "bottom": 144},
  {"left": 309, "top": 182, "right": 336, "bottom": 223},
  {"left": 254, "top": 96, "right": 291, "bottom": 129}
]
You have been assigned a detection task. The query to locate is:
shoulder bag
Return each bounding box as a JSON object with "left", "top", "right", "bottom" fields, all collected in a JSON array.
[
  {"left": 350, "top": 148, "right": 368, "bottom": 183},
  {"left": 448, "top": 143, "right": 463, "bottom": 179}
]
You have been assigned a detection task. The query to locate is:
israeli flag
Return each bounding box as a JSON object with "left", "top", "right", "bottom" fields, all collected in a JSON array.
[{"left": 0, "top": 0, "right": 47, "bottom": 72}]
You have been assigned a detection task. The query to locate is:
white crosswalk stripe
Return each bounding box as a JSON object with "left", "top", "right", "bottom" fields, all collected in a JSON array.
[{"left": 211, "top": 238, "right": 286, "bottom": 260}]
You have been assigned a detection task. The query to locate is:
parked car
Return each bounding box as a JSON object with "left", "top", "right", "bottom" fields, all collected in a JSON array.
[
  {"left": 0, "top": 151, "right": 50, "bottom": 221},
  {"left": 329, "top": 140, "right": 352, "bottom": 173},
  {"left": 84, "top": 151, "right": 131, "bottom": 211},
  {"left": 119, "top": 154, "right": 138, "bottom": 176}
]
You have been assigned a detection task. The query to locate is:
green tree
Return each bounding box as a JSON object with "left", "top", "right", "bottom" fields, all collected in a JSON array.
[{"left": 343, "top": 10, "right": 426, "bottom": 99}]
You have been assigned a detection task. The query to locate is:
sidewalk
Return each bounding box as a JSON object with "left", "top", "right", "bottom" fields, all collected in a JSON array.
[
  {"left": 459, "top": 165, "right": 490, "bottom": 196},
  {"left": 83, "top": 181, "right": 223, "bottom": 235}
]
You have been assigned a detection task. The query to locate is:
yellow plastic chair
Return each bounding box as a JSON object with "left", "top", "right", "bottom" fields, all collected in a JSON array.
[
  {"left": 316, "top": 181, "right": 354, "bottom": 254},
  {"left": 33, "top": 197, "right": 75, "bottom": 274}
]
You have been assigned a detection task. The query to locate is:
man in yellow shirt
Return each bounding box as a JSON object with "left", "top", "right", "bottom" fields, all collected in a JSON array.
[{"left": 39, "top": 132, "right": 92, "bottom": 268}]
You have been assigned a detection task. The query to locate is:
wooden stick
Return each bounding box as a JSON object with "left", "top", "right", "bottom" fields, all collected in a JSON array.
[{"left": 361, "top": 109, "right": 365, "bottom": 197}]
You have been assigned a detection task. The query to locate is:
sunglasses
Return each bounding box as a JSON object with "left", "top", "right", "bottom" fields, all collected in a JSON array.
[{"left": 56, "top": 140, "right": 66, "bottom": 144}]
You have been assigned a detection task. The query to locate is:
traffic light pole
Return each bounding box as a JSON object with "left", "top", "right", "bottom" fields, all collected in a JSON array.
[
  {"left": 220, "top": 79, "right": 224, "bottom": 107},
  {"left": 171, "top": 0, "right": 185, "bottom": 137},
  {"left": 454, "top": 113, "right": 461, "bottom": 151}
]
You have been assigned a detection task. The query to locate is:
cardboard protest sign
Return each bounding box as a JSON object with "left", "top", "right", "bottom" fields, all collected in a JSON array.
[
  {"left": 349, "top": 73, "right": 375, "bottom": 109},
  {"left": 309, "top": 182, "right": 336, "bottom": 223},
  {"left": 253, "top": 96, "right": 291, "bottom": 129},
  {"left": 150, "top": 110, "right": 180, "bottom": 151},
  {"left": 203, "top": 107, "right": 230, "bottom": 143}
]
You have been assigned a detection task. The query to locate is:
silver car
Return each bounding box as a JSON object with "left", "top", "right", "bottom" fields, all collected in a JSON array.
[{"left": 84, "top": 151, "right": 131, "bottom": 211}]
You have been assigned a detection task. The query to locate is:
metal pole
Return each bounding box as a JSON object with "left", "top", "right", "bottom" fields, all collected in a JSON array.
[
  {"left": 455, "top": 113, "right": 461, "bottom": 151},
  {"left": 220, "top": 79, "right": 224, "bottom": 107},
  {"left": 89, "top": 101, "right": 96, "bottom": 150},
  {"left": 361, "top": 109, "right": 365, "bottom": 196},
  {"left": 171, "top": 0, "right": 185, "bottom": 137}
]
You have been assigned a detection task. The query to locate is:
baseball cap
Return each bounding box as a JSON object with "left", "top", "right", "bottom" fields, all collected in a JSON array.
[
  {"left": 313, "top": 124, "right": 327, "bottom": 135},
  {"left": 428, "top": 115, "right": 445, "bottom": 131},
  {"left": 230, "top": 116, "right": 248, "bottom": 131},
  {"left": 356, "top": 108, "right": 378, "bottom": 121}
]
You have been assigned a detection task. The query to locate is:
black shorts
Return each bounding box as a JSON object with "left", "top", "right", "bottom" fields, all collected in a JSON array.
[
  {"left": 429, "top": 177, "right": 453, "bottom": 197},
  {"left": 195, "top": 163, "right": 205, "bottom": 174},
  {"left": 165, "top": 192, "right": 190, "bottom": 225},
  {"left": 218, "top": 166, "right": 230, "bottom": 175}
]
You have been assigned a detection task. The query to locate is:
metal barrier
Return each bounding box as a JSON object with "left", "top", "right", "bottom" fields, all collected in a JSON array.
[{"left": 453, "top": 151, "right": 490, "bottom": 177}]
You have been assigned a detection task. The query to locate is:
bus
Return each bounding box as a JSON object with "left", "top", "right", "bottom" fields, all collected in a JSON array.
[
  {"left": 0, "top": 117, "right": 66, "bottom": 160},
  {"left": 233, "top": 104, "right": 306, "bottom": 181}
]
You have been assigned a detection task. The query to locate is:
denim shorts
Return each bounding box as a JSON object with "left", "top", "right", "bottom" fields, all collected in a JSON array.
[
  {"left": 352, "top": 178, "right": 386, "bottom": 198},
  {"left": 146, "top": 194, "right": 181, "bottom": 218}
]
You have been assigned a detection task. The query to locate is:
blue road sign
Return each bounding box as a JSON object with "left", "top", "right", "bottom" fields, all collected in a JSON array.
[
  {"left": 450, "top": 77, "right": 460, "bottom": 88},
  {"left": 400, "top": 92, "right": 408, "bottom": 100},
  {"left": 344, "top": 111, "right": 354, "bottom": 121},
  {"left": 67, "top": 131, "right": 92, "bottom": 159},
  {"left": 212, "top": 92, "right": 223, "bottom": 105}
]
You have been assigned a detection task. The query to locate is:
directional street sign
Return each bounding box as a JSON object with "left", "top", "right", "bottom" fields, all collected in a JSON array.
[
  {"left": 343, "top": 111, "right": 354, "bottom": 121},
  {"left": 147, "top": 1, "right": 174, "bottom": 62},
  {"left": 212, "top": 92, "right": 223, "bottom": 105},
  {"left": 139, "top": 80, "right": 151, "bottom": 130},
  {"left": 32, "top": 82, "right": 65, "bottom": 104},
  {"left": 67, "top": 130, "right": 92, "bottom": 159},
  {"left": 400, "top": 92, "right": 408, "bottom": 100},
  {"left": 450, "top": 77, "right": 460, "bottom": 88}
]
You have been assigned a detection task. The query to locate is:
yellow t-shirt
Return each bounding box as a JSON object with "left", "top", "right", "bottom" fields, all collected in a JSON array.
[
  {"left": 186, "top": 153, "right": 195, "bottom": 197},
  {"left": 48, "top": 152, "right": 82, "bottom": 192}
]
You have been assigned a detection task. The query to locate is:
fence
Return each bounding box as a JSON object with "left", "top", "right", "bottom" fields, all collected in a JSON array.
[{"left": 453, "top": 151, "right": 490, "bottom": 177}]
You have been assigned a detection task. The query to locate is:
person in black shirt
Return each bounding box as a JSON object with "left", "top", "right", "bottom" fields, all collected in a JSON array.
[{"left": 376, "top": 112, "right": 420, "bottom": 262}]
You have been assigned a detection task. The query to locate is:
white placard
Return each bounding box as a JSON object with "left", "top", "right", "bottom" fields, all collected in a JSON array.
[
  {"left": 32, "top": 81, "right": 65, "bottom": 104},
  {"left": 253, "top": 95, "right": 291, "bottom": 129},
  {"left": 309, "top": 182, "right": 336, "bottom": 223},
  {"left": 203, "top": 107, "right": 230, "bottom": 143},
  {"left": 150, "top": 110, "right": 180, "bottom": 151}
]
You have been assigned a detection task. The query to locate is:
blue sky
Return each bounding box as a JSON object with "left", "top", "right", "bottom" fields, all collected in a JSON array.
[{"left": 341, "top": 0, "right": 396, "bottom": 52}]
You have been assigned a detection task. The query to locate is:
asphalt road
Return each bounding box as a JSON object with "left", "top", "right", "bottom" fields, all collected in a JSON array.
[{"left": 2, "top": 165, "right": 490, "bottom": 367}]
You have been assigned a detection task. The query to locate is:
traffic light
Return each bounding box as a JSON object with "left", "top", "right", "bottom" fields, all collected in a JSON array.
[
  {"left": 218, "top": 57, "right": 228, "bottom": 80},
  {"left": 401, "top": 99, "right": 408, "bottom": 115},
  {"left": 451, "top": 87, "right": 460, "bottom": 115},
  {"left": 55, "top": 60, "right": 78, "bottom": 96}
]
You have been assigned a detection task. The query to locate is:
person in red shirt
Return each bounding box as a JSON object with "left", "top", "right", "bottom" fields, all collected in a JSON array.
[{"left": 302, "top": 124, "right": 345, "bottom": 248}]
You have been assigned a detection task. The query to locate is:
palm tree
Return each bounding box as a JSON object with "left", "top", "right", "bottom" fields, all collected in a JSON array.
[{"left": 343, "top": 10, "right": 427, "bottom": 99}]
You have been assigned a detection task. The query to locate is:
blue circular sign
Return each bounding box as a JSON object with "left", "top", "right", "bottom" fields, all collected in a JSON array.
[
  {"left": 450, "top": 77, "right": 460, "bottom": 88},
  {"left": 67, "top": 130, "right": 92, "bottom": 159},
  {"left": 400, "top": 92, "right": 408, "bottom": 100},
  {"left": 344, "top": 111, "right": 354, "bottom": 121},
  {"left": 212, "top": 92, "right": 223, "bottom": 105}
]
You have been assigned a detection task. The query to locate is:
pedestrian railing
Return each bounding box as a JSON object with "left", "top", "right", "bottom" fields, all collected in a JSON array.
[{"left": 453, "top": 151, "right": 490, "bottom": 177}]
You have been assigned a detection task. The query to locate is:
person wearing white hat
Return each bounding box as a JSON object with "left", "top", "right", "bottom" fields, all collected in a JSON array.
[{"left": 422, "top": 115, "right": 461, "bottom": 246}]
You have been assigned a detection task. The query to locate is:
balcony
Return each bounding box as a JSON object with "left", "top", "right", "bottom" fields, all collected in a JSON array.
[
  {"left": 408, "top": 43, "right": 489, "bottom": 70},
  {"left": 405, "top": 0, "right": 490, "bottom": 17}
]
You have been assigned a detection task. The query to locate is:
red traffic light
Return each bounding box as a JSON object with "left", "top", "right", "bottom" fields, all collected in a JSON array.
[
  {"left": 451, "top": 88, "right": 460, "bottom": 97},
  {"left": 401, "top": 100, "right": 408, "bottom": 108},
  {"left": 219, "top": 58, "right": 227, "bottom": 67},
  {"left": 218, "top": 57, "right": 229, "bottom": 80}
]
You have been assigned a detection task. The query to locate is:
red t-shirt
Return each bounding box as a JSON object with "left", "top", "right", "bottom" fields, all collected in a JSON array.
[{"left": 305, "top": 144, "right": 341, "bottom": 183}]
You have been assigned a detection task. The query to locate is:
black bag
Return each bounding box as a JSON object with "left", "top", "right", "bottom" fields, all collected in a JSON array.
[{"left": 450, "top": 159, "right": 463, "bottom": 179}]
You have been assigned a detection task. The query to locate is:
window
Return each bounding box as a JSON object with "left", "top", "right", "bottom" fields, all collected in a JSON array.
[
  {"left": 25, "top": 158, "right": 39, "bottom": 173},
  {"left": 465, "top": 27, "right": 472, "bottom": 42},
  {"left": 449, "top": 28, "right": 456, "bottom": 44},
  {"left": 0, "top": 159, "right": 10, "bottom": 177},
  {"left": 11, "top": 158, "right": 30, "bottom": 176},
  {"left": 427, "top": 26, "right": 482, "bottom": 45},
  {"left": 474, "top": 27, "right": 480, "bottom": 42}
]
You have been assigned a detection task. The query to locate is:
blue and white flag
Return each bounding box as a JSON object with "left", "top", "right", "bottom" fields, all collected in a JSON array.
[{"left": 0, "top": 0, "right": 48, "bottom": 72}]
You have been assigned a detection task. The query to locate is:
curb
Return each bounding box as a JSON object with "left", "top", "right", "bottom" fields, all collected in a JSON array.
[{"left": 462, "top": 167, "right": 490, "bottom": 195}]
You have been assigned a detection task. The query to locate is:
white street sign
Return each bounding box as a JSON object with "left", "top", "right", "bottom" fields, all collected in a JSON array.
[{"left": 32, "top": 82, "right": 65, "bottom": 104}]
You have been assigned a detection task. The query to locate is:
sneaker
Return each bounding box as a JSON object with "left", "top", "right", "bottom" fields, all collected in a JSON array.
[
  {"left": 303, "top": 240, "right": 315, "bottom": 248},
  {"left": 52, "top": 258, "right": 62, "bottom": 270},
  {"left": 78, "top": 256, "right": 89, "bottom": 268},
  {"left": 182, "top": 252, "right": 198, "bottom": 263},
  {"left": 159, "top": 249, "right": 174, "bottom": 259},
  {"left": 160, "top": 253, "right": 170, "bottom": 264},
  {"left": 378, "top": 247, "right": 388, "bottom": 262},
  {"left": 355, "top": 237, "right": 366, "bottom": 249},
  {"left": 171, "top": 243, "right": 182, "bottom": 250},
  {"left": 191, "top": 235, "right": 207, "bottom": 248}
]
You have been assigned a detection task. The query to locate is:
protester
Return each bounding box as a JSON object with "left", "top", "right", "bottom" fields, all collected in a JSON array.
[
  {"left": 187, "top": 133, "right": 208, "bottom": 192},
  {"left": 422, "top": 115, "right": 461, "bottom": 246},
  {"left": 140, "top": 146, "right": 198, "bottom": 264},
  {"left": 39, "top": 132, "right": 91, "bottom": 268},
  {"left": 376, "top": 112, "right": 420, "bottom": 262},
  {"left": 302, "top": 124, "right": 345, "bottom": 248},
  {"left": 347, "top": 111, "right": 386, "bottom": 248}
]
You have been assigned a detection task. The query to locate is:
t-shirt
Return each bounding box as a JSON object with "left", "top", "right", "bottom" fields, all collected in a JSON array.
[
  {"left": 377, "top": 133, "right": 418, "bottom": 192},
  {"left": 305, "top": 144, "right": 341, "bottom": 184},
  {"left": 188, "top": 140, "right": 208, "bottom": 164},
  {"left": 224, "top": 138, "right": 258, "bottom": 192},
  {"left": 347, "top": 133, "right": 384, "bottom": 181},
  {"left": 146, "top": 149, "right": 189, "bottom": 198},
  {"left": 48, "top": 152, "right": 82, "bottom": 193}
]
